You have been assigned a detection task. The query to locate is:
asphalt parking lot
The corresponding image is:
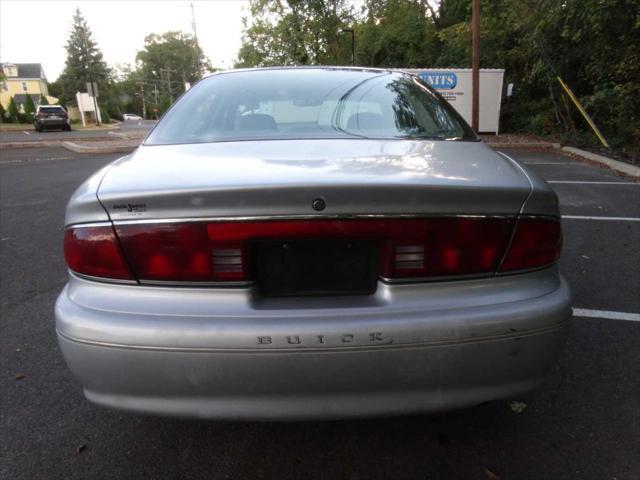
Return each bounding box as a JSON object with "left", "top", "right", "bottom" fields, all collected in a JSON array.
[{"left": 0, "top": 146, "right": 638, "bottom": 480}]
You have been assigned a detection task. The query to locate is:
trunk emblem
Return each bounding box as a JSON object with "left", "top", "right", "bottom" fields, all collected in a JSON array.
[{"left": 312, "top": 198, "right": 326, "bottom": 211}]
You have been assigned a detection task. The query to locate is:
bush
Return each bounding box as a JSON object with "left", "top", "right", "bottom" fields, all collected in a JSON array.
[
  {"left": 99, "top": 106, "right": 111, "bottom": 124},
  {"left": 7, "top": 97, "right": 20, "bottom": 123},
  {"left": 0, "top": 103, "right": 5, "bottom": 123},
  {"left": 39, "top": 95, "right": 49, "bottom": 106},
  {"left": 24, "top": 94, "right": 36, "bottom": 122}
]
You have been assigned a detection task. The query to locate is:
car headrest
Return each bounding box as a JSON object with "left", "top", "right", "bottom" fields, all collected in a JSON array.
[{"left": 238, "top": 114, "right": 277, "bottom": 132}]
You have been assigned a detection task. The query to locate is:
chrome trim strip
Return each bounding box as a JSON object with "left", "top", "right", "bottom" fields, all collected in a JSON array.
[
  {"left": 65, "top": 221, "right": 113, "bottom": 230},
  {"left": 109, "top": 213, "right": 515, "bottom": 226},
  {"left": 70, "top": 271, "right": 139, "bottom": 285},
  {"left": 139, "top": 279, "right": 255, "bottom": 288},
  {"left": 380, "top": 272, "right": 494, "bottom": 284}
]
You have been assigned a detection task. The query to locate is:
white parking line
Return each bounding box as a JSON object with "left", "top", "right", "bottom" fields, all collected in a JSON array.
[
  {"left": 0, "top": 156, "right": 75, "bottom": 165},
  {"left": 574, "top": 308, "right": 640, "bottom": 322},
  {"left": 562, "top": 215, "right": 640, "bottom": 222},
  {"left": 549, "top": 180, "right": 638, "bottom": 185}
]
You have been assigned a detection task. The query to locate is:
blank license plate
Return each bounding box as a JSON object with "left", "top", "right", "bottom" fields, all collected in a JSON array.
[{"left": 256, "top": 239, "right": 378, "bottom": 297}]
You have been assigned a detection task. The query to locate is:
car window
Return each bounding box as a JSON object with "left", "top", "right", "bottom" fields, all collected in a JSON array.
[
  {"left": 40, "top": 106, "right": 65, "bottom": 113},
  {"left": 146, "top": 69, "right": 476, "bottom": 145}
]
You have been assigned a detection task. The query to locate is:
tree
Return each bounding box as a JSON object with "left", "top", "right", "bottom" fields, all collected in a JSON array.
[
  {"left": 0, "top": 103, "right": 5, "bottom": 123},
  {"left": 24, "top": 94, "right": 36, "bottom": 121},
  {"left": 235, "top": 0, "right": 355, "bottom": 67},
  {"left": 136, "top": 32, "right": 213, "bottom": 113},
  {"left": 356, "top": 0, "right": 439, "bottom": 68},
  {"left": 7, "top": 97, "right": 20, "bottom": 123},
  {"left": 57, "top": 8, "right": 111, "bottom": 107},
  {"left": 39, "top": 95, "right": 49, "bottom": 106}
]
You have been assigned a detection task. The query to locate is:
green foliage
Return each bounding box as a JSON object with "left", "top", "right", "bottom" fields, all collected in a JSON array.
[
  {"left": 356, "top": 0, "right": 439, "bottom": 68},
  {"left": 99, "top": 106, "right": 111, "bottom": 124},
  {"left": 39, "top": 95, "right": 49, "bottom": 106},
  {"left": 235, "top": 0, "right": 355, "bottom": 67},
  {"left": 0, "top": 103, "right": 5, "bottom": 123},
  {"left": 7, "top": 97, "right": 20, "bottom": 123},
  {"left": 24, "top": 94, "right": 36, "bottom": 121}
]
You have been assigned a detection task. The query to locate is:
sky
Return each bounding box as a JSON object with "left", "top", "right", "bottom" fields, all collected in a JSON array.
[{"left": 0, "top": 0, "right": 250, "bottom": 81}]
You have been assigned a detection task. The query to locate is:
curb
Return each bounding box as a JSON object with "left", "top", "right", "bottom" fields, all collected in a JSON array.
[
  {"left": 487, "top": 142, "right": 561, "bottom": 150},
  {"left": 62, "top": 141, "right": 139, "bottom": 154},
  {"left": 561, "top": 146, "right": 639, "bottom": 179},
  {"left": 1, "top": 140, "right": 63, "bottom": 149}
]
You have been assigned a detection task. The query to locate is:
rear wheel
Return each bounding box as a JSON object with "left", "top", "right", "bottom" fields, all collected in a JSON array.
[
  {"left": 34, "top": 125, "right": 42, "bottom": 132},
  {"left": 64, "top": 124, "right": 71, "bottom": 131}
]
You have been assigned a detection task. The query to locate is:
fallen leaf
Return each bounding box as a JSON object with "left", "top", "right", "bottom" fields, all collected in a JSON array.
[
  {"left": 509, "top": 400, "right": 527, "bottom": 413},
  {"left": 15, "top": 373, "right": 25, "bottom": 380},
  {"left": 581, "top": 255, "right": 590, "bottom": 259},
  {"left": 76, "top": 444, "right": 86, "bottom": 455},
  {"left": 484, "top": 467, "right": 501, "bottom": 480}
]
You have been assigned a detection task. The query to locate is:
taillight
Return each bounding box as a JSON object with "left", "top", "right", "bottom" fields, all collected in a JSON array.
[
  {"left": 500, "top": 217, "right": 562, "bottom": 272},
  {"left": 64, "top": 226, "right": 134, "bottom": 280},
  {"left": 112, "top": 218, "right": 516, "bottom": 283}
]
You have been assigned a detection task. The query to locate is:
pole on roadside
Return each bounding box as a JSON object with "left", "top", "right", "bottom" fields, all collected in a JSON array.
[
  {"left": 161, "top": 67, "right": 176, "bottom": 104},
  {"left": 153, "top": 84, "right": 159, "bottom": 120},
  {"left": 137, "top": 82, "right": 146, "bottom": 120},
  {"left": 471, "top": 0, "right": 480, "bottom": 132},
  {"left": 341, "top": 28, "right": 355, "bottom": 66}
]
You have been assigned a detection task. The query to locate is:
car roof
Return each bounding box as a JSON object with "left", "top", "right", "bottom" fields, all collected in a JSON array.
[{"left": 203, "top": 66, "right": 403, "bottom": 80}]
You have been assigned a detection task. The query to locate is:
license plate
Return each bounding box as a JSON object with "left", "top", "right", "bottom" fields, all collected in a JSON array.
[{"left": 256, "top": 239, "right": 378, "bottom": 297}]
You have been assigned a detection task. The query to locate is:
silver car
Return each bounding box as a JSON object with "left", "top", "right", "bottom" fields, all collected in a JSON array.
[{"left": 56, "top": 68, "right": 571, "bottom": 419}]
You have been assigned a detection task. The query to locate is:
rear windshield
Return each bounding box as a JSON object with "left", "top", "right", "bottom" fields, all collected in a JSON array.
[
  {"left": 146, "top": 69, "right": 477, "bottom": 145},
  {"left": 40, "top": 106, "right": 65, "bottom": 113}
]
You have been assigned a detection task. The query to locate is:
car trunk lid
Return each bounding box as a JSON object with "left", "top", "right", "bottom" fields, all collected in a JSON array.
[{"left": 97, "top": 139, "right": 531, "bottom": 221}]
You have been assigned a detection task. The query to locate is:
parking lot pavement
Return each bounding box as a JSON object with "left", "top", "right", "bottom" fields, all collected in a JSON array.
[{"left": 1, "top": 147, "right": 638, "bottom": 480}]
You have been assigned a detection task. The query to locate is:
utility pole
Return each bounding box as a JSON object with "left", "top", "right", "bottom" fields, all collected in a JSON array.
[
  {"left": 341, "top": 28, "right": 355, "bottom": 66},
  {"left": 137, "top": 81, "right": 146, "bottom": 119},
  {"left": 153, "top": 84, "right": 159, "bottom": 119},
  {"left": 160, "top": 67, "right": 176, "bottom": 104},
  {"left": 471, "top": 0, "right": 480, "bottom": 132},
  {"left": 190, "top": 2, "right": 202, "bottom": 78}
]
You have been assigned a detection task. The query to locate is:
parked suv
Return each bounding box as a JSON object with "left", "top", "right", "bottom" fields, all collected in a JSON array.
[{"left": 34, "top": 105, "right": 71, "bottom": 132}]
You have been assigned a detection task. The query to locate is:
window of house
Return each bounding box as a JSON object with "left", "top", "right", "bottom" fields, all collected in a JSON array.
[
  {"left": 22, "top": 82, "right": 28, "bottom": 92},
  {"left": 2, "top": 64, "right": 17, "bottom": 77},
  {"left": 2, "top": 82, "right": 7, "bottom": 92}
]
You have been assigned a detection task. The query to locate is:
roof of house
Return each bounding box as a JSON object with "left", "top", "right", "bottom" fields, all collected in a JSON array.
[{"left": 1, "top": 63, "right": 46, "bottom": 80}]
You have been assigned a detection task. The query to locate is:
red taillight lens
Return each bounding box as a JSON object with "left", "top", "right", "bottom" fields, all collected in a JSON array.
[
  {"left": 500, "top": 217, "right": 562, "bottom": 272},
  {"left": 115, "top": 223, "right": 246, "bottom": 282},
  {"left": 64, "top": 226, "right": 134, "bottom": 280},
  {"left": 379, "top": 218, "right": 515, "bottom": 279},
  {"left": 113, "top": 218, "right": 515, "bottom": 283}
]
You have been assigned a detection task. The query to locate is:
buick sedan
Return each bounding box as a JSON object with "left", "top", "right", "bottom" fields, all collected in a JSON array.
[{"left": 56, "top": 67, "right": 571, "bottom": 419}]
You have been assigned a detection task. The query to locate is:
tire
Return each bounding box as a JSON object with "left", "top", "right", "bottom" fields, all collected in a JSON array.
[{"left": 64, "top": 124, "right": 72, "bottom": 132}]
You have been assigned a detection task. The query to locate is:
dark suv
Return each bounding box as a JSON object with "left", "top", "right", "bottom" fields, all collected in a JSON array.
[{"left": 34, "top": 105, "right": 71, "bottom": 132}]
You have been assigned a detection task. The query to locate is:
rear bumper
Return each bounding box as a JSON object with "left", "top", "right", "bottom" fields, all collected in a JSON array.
[
  {"left": 36, "top": 118, "right": 68, "bottom": 128},
  {"left": 55, "top": 268, "right": 571, "bottom": 419}
]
